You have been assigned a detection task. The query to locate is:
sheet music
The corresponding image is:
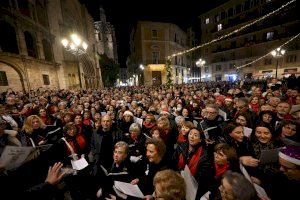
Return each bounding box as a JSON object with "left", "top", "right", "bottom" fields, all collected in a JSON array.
[
  {"left": 181, "top": 165, "right": 198, "bottom": 200},
  {"left": 114, "top": 181, "right": 144, "bottom": 199},
  {"left": 0, "top": 146, "right": 33, "bottom": 170},
  {"left": 243, "top": 127, "right": 252, "bottom": 138},
  {"left": 219, "top": 109, "right": 227, "bottom": 121}
]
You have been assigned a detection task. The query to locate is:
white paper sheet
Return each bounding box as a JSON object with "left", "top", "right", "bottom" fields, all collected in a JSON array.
[
  {"left": 114, "top": 181, "right": 144, "bottom": 199},
  {"left": 243, "top": 127, "right": 252, "bottom": 138},
  {"left": 71, "top": 157, "right": 89, "bottom": 170},
  {"left": 0, "top": 146, "right": 33, "bottom": 170},
  {"left": 181, "top": 165, "right": 198, "bottom": 200}
]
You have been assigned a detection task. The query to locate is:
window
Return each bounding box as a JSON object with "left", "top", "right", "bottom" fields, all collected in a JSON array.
[
  {"left": 229, "top": 63, "right": 236, "bottom": 69},
  {"left": 236, "top": 4, "right": 242, "bottom": 14},
  {"left": 152, "top": 30, "right": 158, "bottom": 38},
  {"left": 205, "top": 18, "right": 209, "bottom": 24},
  {"left": 215, "top": 14, "right": 220, "bottom": 22},
  {"left": 264, "top": 58, "right": 272, "bottom": 65},
  {"left": 42, "top": 39, "right": 53, "bottom": 61},
  {"left": 24, "top": 31, "right": 38, "bottom": 58},
  {"left": 205, "top": 67, "right": 209, "bottom": 73},
  {"left": 266, "top": 32, "right": 274, "bottom": 40},
  {"left": 216, "top": 65, "right": 222, "bottom": 71},
  {"left": 42, "top": 74, "right": 50, "bottom": 85},
  {"left": 217, "top": 24, "right": 222, "bottom": 31},
  {"left": 0, "top": 71, "right": 8, "bottom": 86},
  {"left": 152, "top": 51, "right": 159, "bottom": 64},
  {"left": 286, "top": 55, "right": 297, "bottom": 63},
  {"left": 228, "top": 8, "right": 233, "bottom": 17}
]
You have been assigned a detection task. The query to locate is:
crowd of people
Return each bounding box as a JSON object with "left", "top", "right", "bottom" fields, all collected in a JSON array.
[{"left": 0, "top": 76, "right": 300, "bottom": 200}]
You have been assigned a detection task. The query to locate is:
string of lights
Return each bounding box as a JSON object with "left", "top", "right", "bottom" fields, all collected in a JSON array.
[
  {"left": 236, "top": 32, "right": 300, "bottom": 69},
  {"left": 166, "top": 0, "right": 296, "bottom": 60}
]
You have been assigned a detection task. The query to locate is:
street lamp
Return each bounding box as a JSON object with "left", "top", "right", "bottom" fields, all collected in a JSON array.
[
  {"left": 196, "top": 58, "right": 206, "bottom": 82},
  {"left": 139, "top": 64, "right": 145, "bottom": 85},
  {"left": 271, "top": 47, "right": 285, "bottom": 78},
  {"left": 61, "top": 33, "right": 88, "bottom": 88}
]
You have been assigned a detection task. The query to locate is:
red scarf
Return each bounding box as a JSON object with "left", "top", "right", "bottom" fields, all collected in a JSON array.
[
  {"left": 178, "top": 146, "right": 203, "bottom": 176},
  {"left": 249, "top": 103, "right": 259, "bottom": 113},
  {"left": 214, "top": 162, "right": 229, "bottom": 179},
  {"left": 143, "top": 122, "right": 155, "bottom": 129},
  {"left": 177, "top": 131, "right": 188, "bottom": 143}
]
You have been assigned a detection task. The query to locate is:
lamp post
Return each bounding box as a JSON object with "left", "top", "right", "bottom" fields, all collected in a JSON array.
[
  {"left": 61, "top": 33, "right": 88, "bottom": 88},
  {"left": 196, "top": 58, "right": 205, "bottom": 82},
  {"left": 139, "top": 64, "right": 145, "bottom": 85},
  {"left": 271, "top": 47, "right": 285, "bottom": 79}
]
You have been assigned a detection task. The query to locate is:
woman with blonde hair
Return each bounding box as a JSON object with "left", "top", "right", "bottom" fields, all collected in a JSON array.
[{"left": 19, "top": 115, "right": 48, "bottom": 146}]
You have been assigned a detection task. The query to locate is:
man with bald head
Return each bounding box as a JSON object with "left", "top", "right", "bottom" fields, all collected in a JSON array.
[{"left": 89, "top": 115, "right": 123, "bottom": 171}]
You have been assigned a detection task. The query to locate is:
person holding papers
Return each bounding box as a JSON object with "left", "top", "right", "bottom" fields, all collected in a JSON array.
[
  {"left": 95, "top": 141, "right": 142, "bottom": 199},
  {"left": 126, "top": 123, "right": 146, "bottom": 157},
  {"left": 172, "top": 128, "right": 215, "bottom": 198},
  {"left": 18, "top": 115, "right": 48, "bottom": 146},
  {"left": 223, "top": 122, "right": 258, "bottom": 168},
  {"left": 250, "top": 122, "right": 282, "bottom": 196},
  {"left": 140, "top": 138, "right": 170, "bottom": 199}
]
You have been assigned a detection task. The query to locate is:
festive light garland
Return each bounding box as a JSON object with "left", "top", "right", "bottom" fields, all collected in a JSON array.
[
  {"left": 166, "top": 0, "right": 296, "bottom": 60},
  {"left": 236, "top": 33, "right": 300, "bottom": 69}
]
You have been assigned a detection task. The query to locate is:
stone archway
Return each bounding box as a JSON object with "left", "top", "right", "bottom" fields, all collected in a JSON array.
[{"left": 0, "top": 61, "right": 25, "bottom": 92}]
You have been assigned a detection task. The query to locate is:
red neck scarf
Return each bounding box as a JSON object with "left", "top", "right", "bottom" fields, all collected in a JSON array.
[
  {"left": 177, "top": 131, "right": 188, "bottom": 143},
  {"left": 143, "top": 122, "right": 155, "bottom": 129},
  {"left": 214, "top": 162, "right": 229, "bottom": 179},
  {"left": 178, "top": 146, "right": 203, "bottom": 176}
]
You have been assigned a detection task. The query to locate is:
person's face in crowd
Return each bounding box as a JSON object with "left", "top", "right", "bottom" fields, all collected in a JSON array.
[
  {"left": 124, "top": 114, "right": 132, "bottom": 122},
  {"left": 203, "top": 90, "right": 209, "bottom": 97},
  {"left": 205, "top": 107, "right": 218, "bottom": 120},
  {"left": 108, "top": 105, "right": 114, "bottom": 112},
  {"left": 146, "top": 144, "right": 160, "bottom": 164},
  {"left": 188, "top": 129, "right": 201, "bottom": 146},
  {"left": 224, "top": 100, "right": 232, "bottom": 107},
  {"left": 94, "top": 113, "right": 101, "bottom": 121},
  {"left": 152, "top": 130, "right": 161, "bottom": 140},
  {"left": 269, "top": 97, "right": 281, "bottom": 107},
  {"left": 181, "top": 125, "right": 190, "bottom": 136},
  {"left": 74, "top": 115, "right": 82, "bottom": 125},
  {"left": 262, "top": 113, "right": 272, "bottom": 123},
  {"left": 94, "top": 121, "right": 101, "bottom": 129},
  {"left": 83, "top": 112, "right": 90, "bottom": 119},
  {"left": 157, "top": 121, "right": 165, "bottom": 129},
  {"left": 253, "top": 88, "right": 262, "bottom": 97},
  {"left": 113, "top": 146, "right": 127, "bottom": 165},
  {"left": 236, "top": 115, "right": 247, "bottom": 126},
  {"left": 130, "top": 129, "right": 139, "bottom": 139},
  {"left": 39, "top": 109, "right": 47, "bottom": 117},
  {"left": 259, "top": 98, "right": 265, "bottom": 105},
  {"left": 255, "top": 126, "right": 272, "bottom": 144},
  {"left": 64, "top": 114, "right": 72, "bottom": 123},
  {"left": 236, "top": 101, "right": 247, "bottom": 114},
  {"left": 182, "top": 109, "right": 189, "bottom": 117},
  {"left": 136, "top": 108, "right": 142, "bottom": 116},
  {"left": 77, "top": 105, "right": 83, "bottom": 112},
  {"left": 251, "top": 96, "right": 259, "bottom": 105},
  {"left": 266, "top": 92, "right": 273, "bottom": 100},
  {"left": 66, "top": 126, "right": 77, "bottom": 137},
  {"left": 276, "top": 102, "right": 290, "bottom": 116},
  {"left": 229, "top": 126, "right": 244, "bottom": 142},
  {"left": 214, "top": 150, "right": 228, "bottom": 166},
  {"left": 101, "top": 115, "right": 112, "bottom": 131},
  {"left": 32, "top": 118, "right": 41, "bottom": 129},
  {"left": 291, "top": 90, "right": 298, "bottom": 97},
  {"left": 281, "top": 123, "right": 297, "bottom": 137},
  {"left": 39, "top": 99, "right": 47, "bottom": 106},
  {"left": 6, "top": 96, "right": 15, "bottom": 105},
  {"left": 279, "top": 157, "right": 300, "bottom": 181},
  {"left": 260, "top": 104, "right": 273, "bottom": 112},
  {"left": 51, "top": 96, "right": 59, "bottom": 103},
  {"left": 273, "top": 90, "right": 281, "bottom": 97},
  {"left": 94, "top": 104, "right": 100, "bottom": 111},
  {"left": 296, "top": 96, "right": 300, "bottom": 105},
  {"left": 142, "top": 111, "right": 148, "bottom": 118}
]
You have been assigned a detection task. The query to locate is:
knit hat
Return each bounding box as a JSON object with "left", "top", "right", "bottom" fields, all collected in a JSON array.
[
  {"left": 225, "top": 96, "right": 233, "bottom": 102},
  {"left": 123, "top": 110, "right": 134, "bottom": 117},
  {"left": 161, "top": 108, "right": 170, "bottom": 115},
  {"left": 279, "top": 146, "right": 300, "bottom": 166}
]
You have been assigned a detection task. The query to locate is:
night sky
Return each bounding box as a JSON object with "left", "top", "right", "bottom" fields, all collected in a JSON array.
[{"left": 80, "top": 0, "right": 229, "bottom": 67}]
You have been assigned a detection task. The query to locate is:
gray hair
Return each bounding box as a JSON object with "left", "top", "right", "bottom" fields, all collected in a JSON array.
[
  {"left": 206, "top": 103, "right": 219, "bottom": 112},
  {"left": 115, "top": 141, "right": 129, "bottom": 154},
  {"left": 129, "top": 122, "right": 141, "bottom": 134}
]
